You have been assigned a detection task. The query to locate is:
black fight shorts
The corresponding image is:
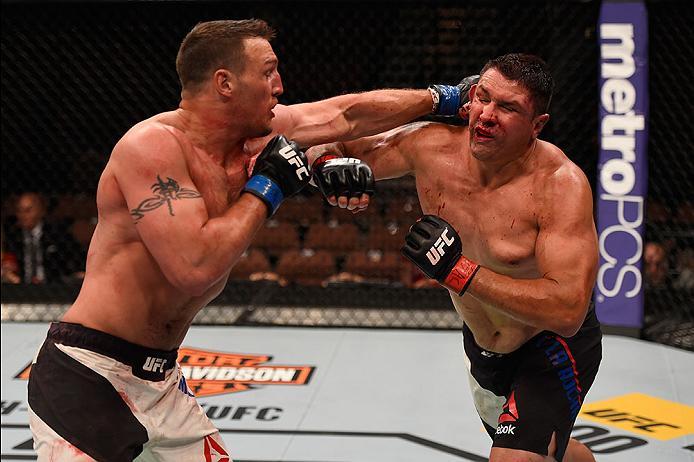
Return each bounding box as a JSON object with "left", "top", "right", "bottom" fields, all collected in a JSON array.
[{"left": 463, "top": 306, "right": 602, "bottom": 461}]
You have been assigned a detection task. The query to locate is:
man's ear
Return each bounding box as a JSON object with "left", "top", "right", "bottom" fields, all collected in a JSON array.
[
  {"left": 214, "top": 69, "right": 236, "bottom": 97},
  {"left": 533, "top": 113, "right": 550, "bottom": 138},
  {"left": 468, "top": 84, "right": 478, "bottom": 103}
]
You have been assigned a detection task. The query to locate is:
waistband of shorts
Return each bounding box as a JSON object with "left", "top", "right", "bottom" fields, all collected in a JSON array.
[
  {"left": 47, "top": 322, "right": 178, "bottom": 381},
  {"left": 463, "top": 323, "right": 509, "bottom": 359},
  {"left": 464, "top": 302, "right": 600, "bottom": 356}
]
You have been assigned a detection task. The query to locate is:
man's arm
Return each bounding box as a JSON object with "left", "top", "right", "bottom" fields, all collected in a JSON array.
[
  {"left": 273, "top": 89, "right": 433, "bottom": 147},
  {"left": 113, "top": 124, "right": 268, "bottom": 296},
  {"left": 308, "top": 121, "right": 441, "bottom": 180},
  {"left": 467, "top": 167, "right": 598, "bottom": 337},
  {"left": 307, "top": 122, "right": 435, "bottom": 211}
]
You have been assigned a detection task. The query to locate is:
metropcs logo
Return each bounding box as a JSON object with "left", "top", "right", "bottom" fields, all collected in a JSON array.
[
  {"left": 15, "top": 347, "right": 316, "bottom": 398},
  {"left": 178, "top": 347, "right": 315, "bottom": 397},
  {"left": 597, "top": 21, "right": 646, "bottom": 300}
]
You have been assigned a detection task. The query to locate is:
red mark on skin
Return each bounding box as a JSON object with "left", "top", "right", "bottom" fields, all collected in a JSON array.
[
  {"left": 437, "top": 202, "right": 447, "bottom": 215},
  {"left": 511, "top": 218, "right": 515, "bottom": 229}
]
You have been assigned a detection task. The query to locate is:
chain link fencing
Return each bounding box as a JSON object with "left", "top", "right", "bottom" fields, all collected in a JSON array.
[{"left": 1, "top": 1, "right": 692, "bottom": 349}]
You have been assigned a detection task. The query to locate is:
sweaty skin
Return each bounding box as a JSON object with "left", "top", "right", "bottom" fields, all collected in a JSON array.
[
  {"left": 310, "top": 69, "right": 598, "bottom": 353},
  {"left": 62, "top": 37, "right": 433, "bottom": 350}
]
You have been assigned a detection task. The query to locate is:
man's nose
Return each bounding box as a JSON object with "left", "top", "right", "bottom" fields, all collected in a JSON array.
[
  {"left": 273, "top": 74, "right": 284, "bottom": 97},
  {"left": 479, "top": 103, "right": 497, "bottom": 124}
]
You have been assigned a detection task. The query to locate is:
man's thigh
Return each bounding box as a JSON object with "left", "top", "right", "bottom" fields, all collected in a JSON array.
[{"left": 491, "top": 328, "right": 601, "bottom": 461}]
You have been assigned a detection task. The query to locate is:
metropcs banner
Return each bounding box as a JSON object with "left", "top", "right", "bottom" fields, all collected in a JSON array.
[{"left": 595, "top": 1, "right": 648, "bottom": 328}]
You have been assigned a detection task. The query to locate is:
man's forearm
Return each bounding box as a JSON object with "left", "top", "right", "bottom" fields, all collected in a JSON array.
[
  {"left": 340, "top": 89, "right": 432, "bottom": 139},
  {"left": 467, "top": 268, "right": 589, "bottom": 337},
  {"left": 174, "top": 196, "right": 267, "bottom": 295}
]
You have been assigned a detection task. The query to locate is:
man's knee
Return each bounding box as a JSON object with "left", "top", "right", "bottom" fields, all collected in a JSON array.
[
  {"left": 489, "top": 446, "right": 552, "bottom": 462},
  {"left": 562, "top": 438, "right": 596, "bottom": 462}
]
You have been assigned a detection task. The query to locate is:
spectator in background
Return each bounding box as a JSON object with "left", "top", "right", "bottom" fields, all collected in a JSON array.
[
  {"left": 3, "top": 192, "right": 84, "bottom": 284},
  {"left": 673, "top": 247, "right": 694, "bottom": 291},
  {"left": 644, "top": 241, "right": 669, "bottom": 289},
  {"left": 1, "top": 230, "right": 20, "bottom": 284}
]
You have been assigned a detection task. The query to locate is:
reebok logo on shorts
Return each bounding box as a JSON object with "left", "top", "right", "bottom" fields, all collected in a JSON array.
[
  {"left": 203, "top": 434, "right": 229, "bottom": 462},
  {"left": 496, "top": 424, "right": 516, "bottom": 435},
  {"left": 496, "top": 392, "right": 519, "bottom": 436},
  {"left": 499, "top": 390, "right": 519, "bottom": 423}
]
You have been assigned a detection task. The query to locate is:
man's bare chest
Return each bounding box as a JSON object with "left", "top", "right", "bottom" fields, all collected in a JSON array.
[{"left": 415, "top": 176, "right": 540, "bottom": 274}]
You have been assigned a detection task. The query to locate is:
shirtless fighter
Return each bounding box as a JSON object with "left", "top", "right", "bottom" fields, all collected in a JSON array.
[
  {"left": 26, "top": 19, "right": 467, "bottom": 461},
  {"left": 309, "top": 54, "right": 602, "bottom": 462}
]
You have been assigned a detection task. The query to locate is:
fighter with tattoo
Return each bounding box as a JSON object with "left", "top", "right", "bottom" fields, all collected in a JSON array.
[{"left": 26, "top": 19, "right": 459, "bottom": 461}]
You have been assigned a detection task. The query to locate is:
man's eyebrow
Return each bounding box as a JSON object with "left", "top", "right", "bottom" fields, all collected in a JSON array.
[
  {"left": 478, "top": 86, "right": 522, "bottom": 108},
  {"left": 264, "top": 57, "right": 278, "bottom": 66}
]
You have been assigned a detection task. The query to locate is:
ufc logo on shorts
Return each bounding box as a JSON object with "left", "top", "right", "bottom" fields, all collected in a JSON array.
[
  {"left": 496, "top": 424, "right": 516, "bottom": 435},
  {"left": 426, "top": 227, "right": 455, "bottom": 265},
  {"left": 279, "top": 144, "right": 310, "bottom": 181},
  {"left": 143, "top": 356, "right": 168, "bottom": 373}
]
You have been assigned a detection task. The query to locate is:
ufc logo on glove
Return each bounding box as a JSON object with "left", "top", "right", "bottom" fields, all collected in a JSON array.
[
  {"left": 426, "top": 228, "right": 455, "bottom": 265},
  {"left": 279, "top": 144, "right": 309, "bottom": 180}
]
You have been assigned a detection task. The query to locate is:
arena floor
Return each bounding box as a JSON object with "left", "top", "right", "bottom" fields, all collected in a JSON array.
[{"left": 1, "top": 323, "right": 692, "bottom": 461}]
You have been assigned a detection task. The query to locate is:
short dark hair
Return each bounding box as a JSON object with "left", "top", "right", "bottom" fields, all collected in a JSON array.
[
  {"left": 176, "top": 19, "right": 275, "bottom": 93},
  {"left": 480, "top": 53, "right": 554, "bottom": 116}
]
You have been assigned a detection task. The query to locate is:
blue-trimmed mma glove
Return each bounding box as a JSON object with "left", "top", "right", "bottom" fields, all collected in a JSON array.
[
  {"left": 402, "top": 215, "right": 480, "bottom": 295},
  {"left": 311, "top": 154, "right": 375, "bottom": 203},
  {"left": 243, "top": 135, "right": 311, "bottom": 217},
  {"left": 428, "top": 74, "right": 480, "bottom": 117}
]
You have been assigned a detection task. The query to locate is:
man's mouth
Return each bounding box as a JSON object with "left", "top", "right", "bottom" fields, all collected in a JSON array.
[{"left": 474, "top": 126, "right": 495, "bottom": 141}]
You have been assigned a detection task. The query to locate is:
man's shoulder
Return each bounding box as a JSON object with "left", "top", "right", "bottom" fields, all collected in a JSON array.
[
  {"left": 121, "top": 117, "right": 179, "bottom": 145},
  {"left": 535, "top": 140, "right": 591, "bottom": 193},
  {"left": 114, "top": 118, "right": 185, "bottom": 166},
  {"left": 537, "top": 140, "right": 585, "bottom": 174}
]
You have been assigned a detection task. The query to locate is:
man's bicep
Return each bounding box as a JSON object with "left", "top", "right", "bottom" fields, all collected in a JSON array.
[
  {"left": 113, "top": 130, "right": 208, "bottom": 262},
  {"left": 273, "top": 102, "right": 345, "bottom": 147},
  {"left": 342, "top": 123, "right": 427, "bottom": 180},
  {"left": 536, "top": 175, "right": 598, "bottom": 300}
]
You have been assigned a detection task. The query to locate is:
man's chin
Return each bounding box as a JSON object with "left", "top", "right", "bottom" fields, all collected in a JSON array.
[
  {"left": 470, "top": 142, "right": 492, "bottom": 160},
  {"left": 251, "top": 125, "right": 273, "bottom": 139}
]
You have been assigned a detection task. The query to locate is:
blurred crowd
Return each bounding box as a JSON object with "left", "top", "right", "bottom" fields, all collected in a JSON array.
[
  {"left": 2, "top": 191, "right": 692, "bottom": 294},
  {"left": 644, "top": 201, "right": 694, "bottom": 292}
]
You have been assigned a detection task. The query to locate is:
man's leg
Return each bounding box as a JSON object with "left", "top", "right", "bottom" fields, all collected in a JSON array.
[
  {"left": 140, "top": 370, "right": 231, "bottom": 461},
  {"left": 563, "top": 438, "right": 595, "bottom": 462},
  {"left": 29, "top": 405, "right": 97, "bottom": 462},
  {"left": 489, "top": 434, "right": 595, "bottom": 462}
]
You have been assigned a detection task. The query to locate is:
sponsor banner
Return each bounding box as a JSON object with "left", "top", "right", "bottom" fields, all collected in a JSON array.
[{"left": 595, "top": 1, "right": 648, "bottom": 328}]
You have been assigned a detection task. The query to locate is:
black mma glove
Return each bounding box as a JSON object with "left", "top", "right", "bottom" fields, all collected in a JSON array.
[
  {"left": 428, "top": 74, "right": 480, "bottom": 116},
  {"left": 243, "top": 135, "right": 311, "bottom": 217},
  {"left": 402, "top": 215, "right": 480, "bottom": 295},
  {"left": 311, "top": 154, "right": 375, "bottom": 201}
]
